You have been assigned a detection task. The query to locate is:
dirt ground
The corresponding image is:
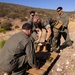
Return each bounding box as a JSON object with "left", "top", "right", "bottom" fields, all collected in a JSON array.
[
  {"left": 0, "top": 21, "right": 75, "bottom": 75},
  {"left": 48, "top": 28, "right": 75, "bottom": 75}
]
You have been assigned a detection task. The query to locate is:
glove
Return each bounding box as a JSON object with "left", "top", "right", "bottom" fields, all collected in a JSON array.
[
  {"left": 62, "top": 26, "right": 67, "bottom": 30},
  {"left": 42, "top": 40, "right": 47, "bottom": 46}
]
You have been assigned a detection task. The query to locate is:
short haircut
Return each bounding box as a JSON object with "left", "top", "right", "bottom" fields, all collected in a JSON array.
[
  {"left": 30, "top": 11, "right": 35, "bottom": 14},
  {"left": 22, "top": 23, "right": 32, "bottom": 30},
  {"left": 57, "top": 7, "right": 63, "bottom": 10}
]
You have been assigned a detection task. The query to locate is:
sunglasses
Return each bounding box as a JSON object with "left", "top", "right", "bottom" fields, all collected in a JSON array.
[{"left": 32, "top": 15, "right": 34, "bottom": 17}]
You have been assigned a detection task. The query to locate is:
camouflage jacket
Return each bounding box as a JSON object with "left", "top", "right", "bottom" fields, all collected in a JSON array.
[
  {"left": 57, "top": 13, "right": 69, "bottom": 27},
  {"left": 41, "top": 17, "right": 51, "bottom": 29}
]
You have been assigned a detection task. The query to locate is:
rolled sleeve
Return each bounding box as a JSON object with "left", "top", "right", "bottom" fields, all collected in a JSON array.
[{"left": 45, "top": 24, "right": 51, "bottom": 29}]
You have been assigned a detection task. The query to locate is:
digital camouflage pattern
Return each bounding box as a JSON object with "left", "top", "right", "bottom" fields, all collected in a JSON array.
[{"left": 41, "top": 17, "right": 61, "bottom": 28}]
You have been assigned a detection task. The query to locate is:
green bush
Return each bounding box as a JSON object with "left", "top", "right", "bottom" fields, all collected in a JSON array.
[
  {"left": 7, "top": 13, "right": 19, "bottom": 19},
  {"left": 0, "top": 40, "right": 6, "bottom": 48},
  {"left": 0, "top": 28, "right": 6, "bottom": 33},
  {"left": 20, "top": 17, "right": 28, "bottom": 22},
  {"left": 15, "top": 25, "right": 19, "bottom": 29},
  {"left": 1, "top": 22, "right": 12, "bottom": 30},
  {"left": 0, "top": 28, "right": 5, "bottom": 32}
]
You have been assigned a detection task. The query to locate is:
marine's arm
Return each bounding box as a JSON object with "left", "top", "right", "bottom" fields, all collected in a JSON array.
[{"left": 45, "top": 24, "right": 52, "bottom": 41}]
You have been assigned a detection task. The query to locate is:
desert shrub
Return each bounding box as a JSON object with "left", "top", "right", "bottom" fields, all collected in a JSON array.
[
  {"left": 20, "top": 17, "right": 28, "bottom": 22},
  {"left": 15, "top": 25, "right": 19, "bottom": 29},
  {"left": 1, "top": 22, "right": 13, "bottom": 30},
  {"left": 7, "top": 13, "right": 19, "bottom": 19},
  {"left": 0, "top": 11, "right": 7, "bottom": 17},
  {"left": 0, "top": 40, "right": 6, "bottom": 48},
  {"left": 0, "top": 28, "right": 5, "bottom": 32},
  {"left": 0, "top": 28, "right": 6, "bottom": 33}
]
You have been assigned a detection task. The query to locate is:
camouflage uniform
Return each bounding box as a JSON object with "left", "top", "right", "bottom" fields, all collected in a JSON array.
[
  {"left": 51, "top": 20, "right": 63, "bottom": 51},
  {"left": 27, "top": 17, "right": 38, "bottom": 41},
  {"left": 0, "top": 31, "right": 36, "bottom": 75},
  {"left": 27, "top": 17, "right": 43, "bottom": 50},
  {"left": 57, "top": 13, "right": 73, "bottom": 47},
  {"left": 40, "top": 17, "right": 52, "bottom": 52},
  {"left": 41, "top": 17, "right": 51, "bottom": 42}
]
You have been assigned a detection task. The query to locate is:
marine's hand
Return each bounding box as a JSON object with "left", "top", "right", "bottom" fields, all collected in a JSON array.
[
  {"left": 42, "top": 40, "right": 47, "bottom": 46},
  {"left": 33, "top": 66, "right": 38, "bottom": 70},
  {"left": 62, "top": 26, "right": 67, "bottom": 30}
]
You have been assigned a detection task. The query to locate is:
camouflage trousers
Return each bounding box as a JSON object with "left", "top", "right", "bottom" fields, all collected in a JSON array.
[
  {"left": 51, "top": 28, "right": 59, "bottom": 51},
  {"left": 57, "top": 28, "right": 73, "bottom": 46}
]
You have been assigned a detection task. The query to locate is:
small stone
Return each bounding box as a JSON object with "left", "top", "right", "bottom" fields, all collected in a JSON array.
[
  {"left": 57, "top": 68, "right": 62, "bottom": 72},
  {"left": 66, "top": 65, "right": 68, "bottom": 68},
  {"left": 66, "top": 60, "right": 69, "bottom": 65},
  {"left": 73, "top": 54, "right": 75, "bottom": 56}
]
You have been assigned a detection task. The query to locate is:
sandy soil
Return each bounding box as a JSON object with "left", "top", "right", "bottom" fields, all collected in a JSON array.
[{"left": 48, "top": 28, "right": 75, "bottom": 75}]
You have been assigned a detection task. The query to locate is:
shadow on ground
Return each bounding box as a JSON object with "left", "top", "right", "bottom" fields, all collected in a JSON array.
[{"left": 35, "top": 52, "right": 60, "bottom": 75}]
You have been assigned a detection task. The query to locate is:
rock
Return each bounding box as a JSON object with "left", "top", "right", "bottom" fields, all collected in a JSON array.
[{"left": 57, "top": 68, "right": 62, "bottom": 72}]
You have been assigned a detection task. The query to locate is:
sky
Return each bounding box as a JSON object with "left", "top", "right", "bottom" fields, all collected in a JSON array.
[{"left": 0, "top": 0, "right": 75, "bottom": 12}]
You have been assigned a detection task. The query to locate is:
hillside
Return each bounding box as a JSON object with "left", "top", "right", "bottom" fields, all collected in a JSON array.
[
  {"left": 0, "top": 2, "right": 75, "bottom": 40},
  {"left": 0, "top": 2, "right": 57, "bottom": 19},
  {"left": 0, "top": 2, "right": 75, "bottom": 19}
]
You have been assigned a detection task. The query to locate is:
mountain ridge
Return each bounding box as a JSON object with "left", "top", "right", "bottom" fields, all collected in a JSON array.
[{"left": 0, "top": 2, "right": 75, "bottom": 20}]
